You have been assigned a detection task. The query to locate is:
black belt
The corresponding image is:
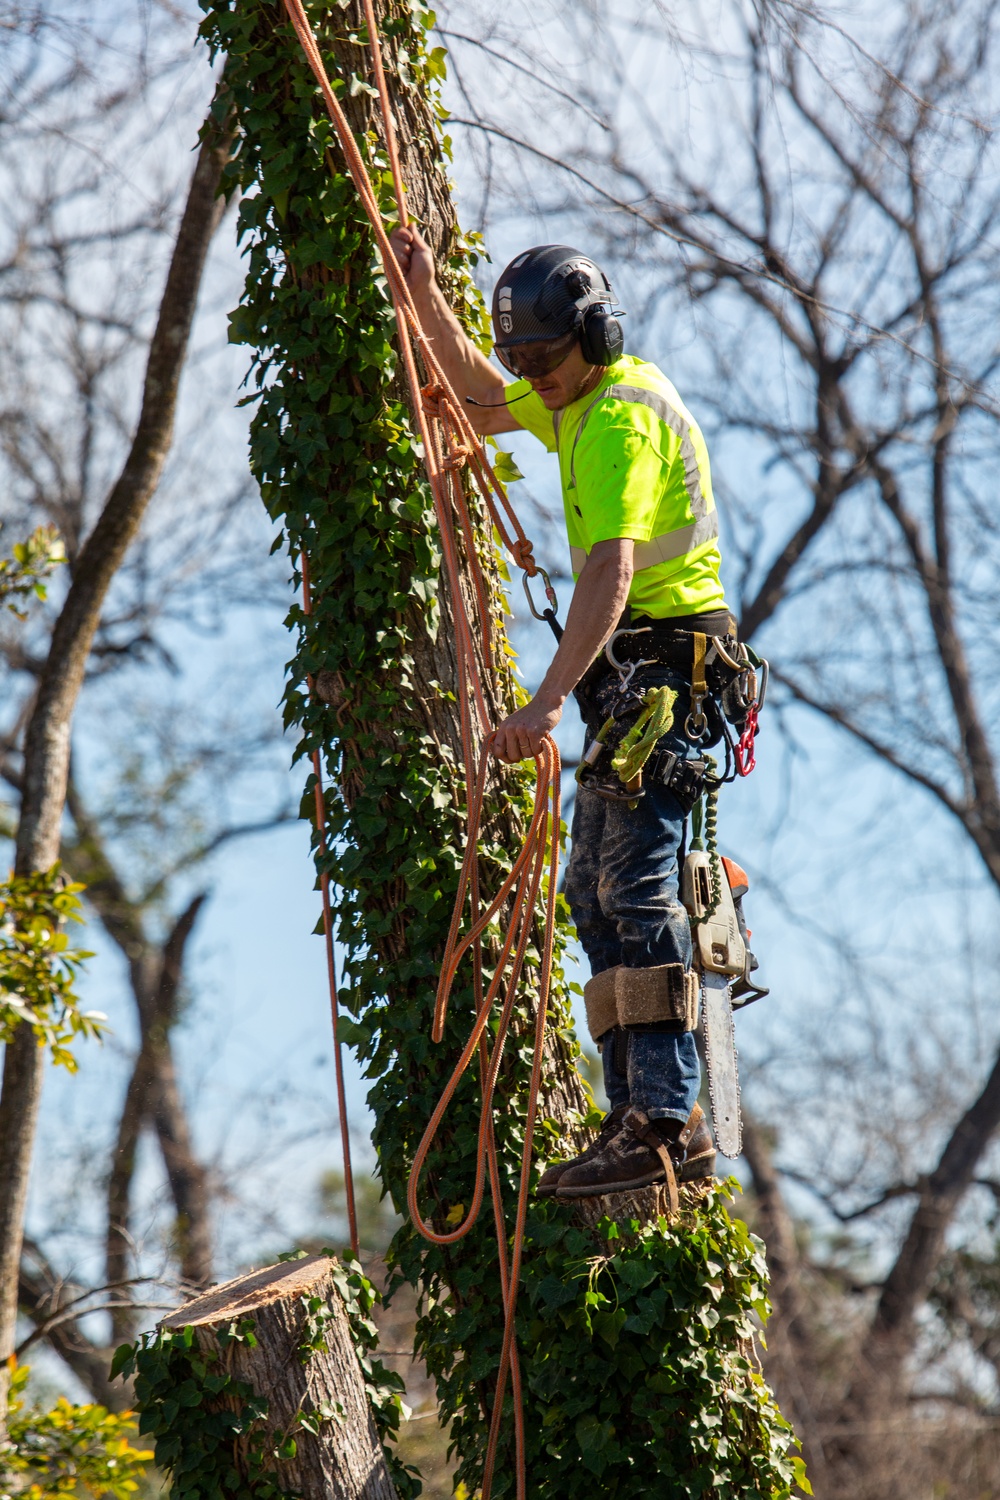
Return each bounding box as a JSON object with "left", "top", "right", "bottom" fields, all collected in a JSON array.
[
  {"left": 603, "top": 619, "right": 739, "bottom": 679},
  {"left": 574, "top": 611, "right": 738, "bottom": 726}
]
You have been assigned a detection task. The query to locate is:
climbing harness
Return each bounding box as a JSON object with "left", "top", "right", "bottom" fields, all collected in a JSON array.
[{"left": 575, "top": 617, "right": 768, "bottom": 804}]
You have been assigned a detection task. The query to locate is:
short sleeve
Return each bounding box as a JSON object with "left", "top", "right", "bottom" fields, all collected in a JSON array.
[
  {"left": 505, "top": 379, "right": 557, "bottom": 452},
  {"left": 574, "top": 411, "right": 680, "bottom": 543}
]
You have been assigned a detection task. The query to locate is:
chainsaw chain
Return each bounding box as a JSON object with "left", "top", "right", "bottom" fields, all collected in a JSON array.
[{"left": 701, "top": 981, "right": 743, "bottom": 1159}]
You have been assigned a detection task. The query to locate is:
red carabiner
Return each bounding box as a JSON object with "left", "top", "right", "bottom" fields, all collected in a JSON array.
[{"left": 735, "top": 702, "right": 759, "bottom": 776}]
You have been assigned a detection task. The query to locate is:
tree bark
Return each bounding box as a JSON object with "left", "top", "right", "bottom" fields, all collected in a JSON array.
[
  {"left": 159, "top": 1256, "right": 397, "bottom": 1500},
  {"left": 742, "top": 1115, "right": 831, "bottom": 1492},
  {"left": 63, "top": 780, "right": 215, "bottom": 1324},
  {"left": 102, "top": 892, "right": 212, "bottom": 1342},
  {"left": 0, "top": 89, "right": 234, "bottom": 1416}
]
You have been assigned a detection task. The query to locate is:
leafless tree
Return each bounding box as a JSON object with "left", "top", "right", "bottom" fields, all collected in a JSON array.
[{"left": 0, "top": 5, "right": 241, "bottom": 1415}]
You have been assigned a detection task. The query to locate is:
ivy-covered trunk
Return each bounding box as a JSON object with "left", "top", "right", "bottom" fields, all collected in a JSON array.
[{"left": 198, "top": 3, "right": 805, "bottom": 1494}]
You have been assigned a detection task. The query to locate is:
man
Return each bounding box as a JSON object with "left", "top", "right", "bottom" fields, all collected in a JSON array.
[{"left": 392, "top": 226, "right": 732, "bottom": 1198}]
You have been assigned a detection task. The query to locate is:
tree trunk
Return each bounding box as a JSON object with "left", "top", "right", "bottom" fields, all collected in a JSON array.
[
  {"left": 0, "top": 88, "right": 234, "bottom": 1419},
  {"left": 159, "top": 1256, "right": 397, "bottom": 1500},
  {"left": 63, "top": 781, "right": 215, "bottom": 1336},
  {"left": 742, "top": 1114, "right": 832, "bottom": 1492},
  {"left": 197, "top": 5, "right": 801, "bottom": 1493}
]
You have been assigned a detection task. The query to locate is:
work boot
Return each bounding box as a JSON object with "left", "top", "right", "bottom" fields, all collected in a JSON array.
[
  {"left": 555, "top": 1104, "right": 715, "bottom": 1201},
  {"left": 536, "top": 1106, "right": 629, "bottom": 1197}
]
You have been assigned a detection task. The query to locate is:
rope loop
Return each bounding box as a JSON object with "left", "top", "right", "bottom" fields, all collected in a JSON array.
[
  {"left": 421, "top": 380, "right": 447, "bottom": 418},
  {"left": 512, "top": 538, "right": 537, "bottom": 576}
]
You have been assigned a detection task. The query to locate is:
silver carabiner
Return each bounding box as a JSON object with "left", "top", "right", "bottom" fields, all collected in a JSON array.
[
  {"left": 710, "top": 634, "right": 746, "bottom": 672},
  {"left": 605, "top": 626, "right": 657, "bottom": 673},
  {"left": 755, "top": 656, "right": 770, "bottom": 711},
  {"left": 522, "top": 568, "right": 558, "bottom": 621}
]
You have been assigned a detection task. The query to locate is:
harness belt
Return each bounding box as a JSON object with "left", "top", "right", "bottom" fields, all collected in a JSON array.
[{"left": 606, "top": 616, "right": 740, "bottom": 688}]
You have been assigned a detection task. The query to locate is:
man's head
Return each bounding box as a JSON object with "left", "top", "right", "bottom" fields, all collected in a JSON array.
[{"left": 491, "top": 246, "right": 624, "bottom": 409}]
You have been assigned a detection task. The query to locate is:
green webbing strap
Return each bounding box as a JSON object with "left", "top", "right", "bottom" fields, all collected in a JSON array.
[{"left": 611, "top": 685, "right": 677, "bottom": 784}]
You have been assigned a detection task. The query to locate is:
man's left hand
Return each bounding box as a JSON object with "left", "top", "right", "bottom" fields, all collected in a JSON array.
[{"left": 492, "top": 696, "right": 563, "bottom": 763}]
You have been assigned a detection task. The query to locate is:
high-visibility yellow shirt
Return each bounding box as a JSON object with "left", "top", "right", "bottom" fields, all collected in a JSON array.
[{"left": 506, "top": 354, "right": 728, "bottom": 618}]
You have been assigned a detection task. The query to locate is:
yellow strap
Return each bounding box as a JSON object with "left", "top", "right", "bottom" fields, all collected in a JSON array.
[{"left": 691, "top": 632, "right": 708, "bottom": 719}]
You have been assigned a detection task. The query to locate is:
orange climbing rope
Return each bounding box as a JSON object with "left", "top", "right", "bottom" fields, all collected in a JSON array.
[{"left": 281, "top": 4, "right": 562, "bottom": 1495}]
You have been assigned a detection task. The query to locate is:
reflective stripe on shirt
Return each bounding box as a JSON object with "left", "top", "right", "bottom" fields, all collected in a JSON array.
[
  {"left": 569, "top": 384, "right": 709, "bottom": 521},
  {"left": 570, "top": 511, "right": 719, "bottom": 575}
]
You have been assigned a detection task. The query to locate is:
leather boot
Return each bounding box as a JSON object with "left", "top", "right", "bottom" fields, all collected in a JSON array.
[
  {"left": 555, "top": 1104, "right": 715, "bottom": 1202},
  {"left": 536, "top": 1106, "right": 629, "bottom": 1197}
]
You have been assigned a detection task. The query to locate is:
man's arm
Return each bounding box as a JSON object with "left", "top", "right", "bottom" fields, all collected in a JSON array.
[
  {"left": 492, "top": 539, "right": 634, "bottom": 763},
  {"left": 389, "top": 225, "right": 519, "bottom": 437}
]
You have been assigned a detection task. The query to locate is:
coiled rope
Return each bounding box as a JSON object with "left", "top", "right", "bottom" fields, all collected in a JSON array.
[{"left": 281, "top": 4, "right": 562, "bottom": 1493}]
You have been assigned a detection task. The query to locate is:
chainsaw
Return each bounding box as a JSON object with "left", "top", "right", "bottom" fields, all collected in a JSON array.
[{"left": 681, "top": 851, "right": 768, "bottom": 1159}]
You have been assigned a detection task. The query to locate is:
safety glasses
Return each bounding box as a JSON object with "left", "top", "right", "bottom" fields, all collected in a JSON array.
[{"left": 494, "top": 329, "right": 579, "bottom": 380}]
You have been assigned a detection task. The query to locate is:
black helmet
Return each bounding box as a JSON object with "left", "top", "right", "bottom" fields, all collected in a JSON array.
[{"left": 491, "top": 246, "right": 624, "bottom": 373}]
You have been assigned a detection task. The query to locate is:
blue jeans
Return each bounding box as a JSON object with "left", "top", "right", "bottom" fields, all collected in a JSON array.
[{"left": 565, "top": 668, "right": 701, "bottom": 1125}]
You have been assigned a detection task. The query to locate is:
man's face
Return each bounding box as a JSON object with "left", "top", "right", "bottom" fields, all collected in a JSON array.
[{"left": 527, "top": 341, "right": 603, "bottom": 410}]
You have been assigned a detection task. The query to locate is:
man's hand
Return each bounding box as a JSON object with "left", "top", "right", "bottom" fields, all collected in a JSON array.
[
  {"left": 490, "top": 542, "right": 634, "bottom": 764},
  {"left": 389, "top": 223, "right": 435, "bottom": 298},
  {"left": 492, "top": 694, "right": 563, "bottom": 763},
  {"left": 386, "top": 224, "right": 516, "bottom": 433}
]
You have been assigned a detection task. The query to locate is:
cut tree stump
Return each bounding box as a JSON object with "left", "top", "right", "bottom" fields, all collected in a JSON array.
[{"left": 160, "top": 1254, "right": 397, "bottom": 1500}]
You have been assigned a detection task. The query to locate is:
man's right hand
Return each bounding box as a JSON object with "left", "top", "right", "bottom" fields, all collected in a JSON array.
[{"left": 390, "top": 224, "right": 435, "bottom": 298}]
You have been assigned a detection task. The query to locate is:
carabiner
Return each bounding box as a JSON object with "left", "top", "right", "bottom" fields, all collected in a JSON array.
[
  {"left": 605, "top": 626, "right": 657, "bottom": 673},
  {"left": 755, "top": 656, "right": 769, "bottom": 711},
  {"left": 522, "top": 568, "right": 558, "bottom": 622},
  {"left": 710, "top": 634, "right": 746, "bottom": 673}
]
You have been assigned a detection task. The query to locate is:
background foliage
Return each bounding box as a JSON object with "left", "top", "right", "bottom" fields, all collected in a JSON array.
[
  {"left": 0, "top": 1363, "right": 152, "bottom": 1499},
  {"left": 0, "top": 869, "right": 98, "bottom": 1070}
]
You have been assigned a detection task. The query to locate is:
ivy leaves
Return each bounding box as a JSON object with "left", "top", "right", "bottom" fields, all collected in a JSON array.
[
  {"left": 113, "top": 1321, "right": 293, "bottom": 1500},
  {"left": 518, "top": 1192, "right": 809, "bottom": 1495}
]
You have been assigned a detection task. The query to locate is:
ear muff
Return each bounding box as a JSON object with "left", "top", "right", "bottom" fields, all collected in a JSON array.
[{"left": 579, "top": 305, "right": 624, "bottom": 366}]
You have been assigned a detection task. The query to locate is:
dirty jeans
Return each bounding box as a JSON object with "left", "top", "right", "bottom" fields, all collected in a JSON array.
[{"left": 565, "top": 668, "right": 701, "bottom": 1125}]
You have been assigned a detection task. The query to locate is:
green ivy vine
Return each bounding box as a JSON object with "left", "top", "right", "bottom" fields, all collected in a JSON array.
[{"left": 182, "top": 2, "right": 806, "bottom": 1494}]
